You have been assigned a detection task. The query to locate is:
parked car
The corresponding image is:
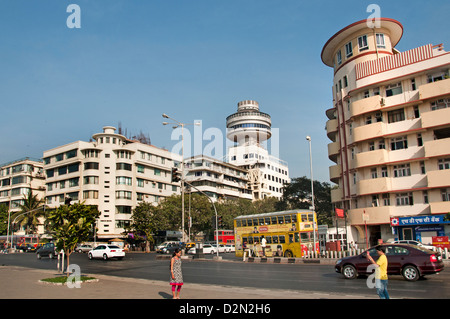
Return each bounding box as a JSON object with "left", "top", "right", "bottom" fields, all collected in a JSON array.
[
  {"left": 225, "top": 244, "right": 235, "bottom": 252},
  {"left": 188, "top": 244, "right": 216, "bottom": 255},
  {"left": 335, "top": 244, "right": 444, "bottom": 281},
  {"left": 392, "top": 240, "right": 435, "bottom": 250},
  {"left": 88, "top": 245, "right": 125, "bottom": 260},
  {"left": 36, "top": 243, "right": 59, "bottom": 259},
  {"left": 159, "top": 243, "right": 185, "bottom": 254},
  {"left": 75, "top": 244, "right": 93, "bottom": 253},
  {"left": 211, "top": 244, "right": 226, "bottom": 253}
]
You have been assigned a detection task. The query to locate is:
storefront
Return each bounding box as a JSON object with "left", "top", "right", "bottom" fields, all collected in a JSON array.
[{"left": 390, "top": 215, "right": 450, "bottom": 244}]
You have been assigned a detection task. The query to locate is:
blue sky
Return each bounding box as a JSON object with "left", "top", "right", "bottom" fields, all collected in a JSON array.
[{"left": 0, "top": 0, "right": 448, "bottom": 182}]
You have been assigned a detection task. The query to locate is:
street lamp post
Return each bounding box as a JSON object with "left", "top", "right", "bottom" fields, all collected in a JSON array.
[
  {"left": 306, "top": 136, "right": 317, "bottom": 256},
  {"left": 162, "top": 114, "right": 200, "bottom": 248}
]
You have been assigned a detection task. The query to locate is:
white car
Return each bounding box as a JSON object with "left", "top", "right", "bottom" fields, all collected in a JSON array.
[
  {"left": 225, "top": 244, "right": 235, "bottom": 252},
  {"left": 188, "top": 244, "right": 216, "bottom": 255},
  {"left": 156, "top": 241, "right": 179, "bottom": 252},
  {"left": 88, "top": 245, "right": 125, "bottom": 260},
  {"left": 392, "top": 240, "right": 435, "bottom": 250},
  {"left": 211, "top": 244, "right": 226, "bottom": 253}
]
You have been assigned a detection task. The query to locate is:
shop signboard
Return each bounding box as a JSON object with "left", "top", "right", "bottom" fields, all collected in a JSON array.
[{"left": 432, "top": 236, "right": 450, "bottom": 249}]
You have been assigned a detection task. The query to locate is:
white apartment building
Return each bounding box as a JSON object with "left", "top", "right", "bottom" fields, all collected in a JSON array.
[
  {"left": 0, "top": 157, "right": 46, "bottom": 234},
  {"left": 226, "top": 100, "right": 290, "bottom": 200},
  {"left": 43, "top": 126, "right": 182, "bottom": 239},
  {"left": 322, "top": 18, "right": 450, "bottom": 246},
  {"left": 184, "top": 155, "right": 252, "bottom": 202}
]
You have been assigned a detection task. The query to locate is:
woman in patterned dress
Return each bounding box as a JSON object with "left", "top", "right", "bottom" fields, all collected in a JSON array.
[{"left": 170, "top": 248, "right": 183, "bottom": 299}]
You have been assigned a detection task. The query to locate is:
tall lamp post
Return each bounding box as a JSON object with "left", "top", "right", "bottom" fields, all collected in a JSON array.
[
  {"left": 306, "top": 135, "right": 316, "bottom": 255},
  {"left": 162, "top": 114, "right": 200, "bottom": 247}
]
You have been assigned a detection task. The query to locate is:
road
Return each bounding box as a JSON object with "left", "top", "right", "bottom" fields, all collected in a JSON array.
[{"left": 1, "top": 252, "right": 449, "bottom": 299}]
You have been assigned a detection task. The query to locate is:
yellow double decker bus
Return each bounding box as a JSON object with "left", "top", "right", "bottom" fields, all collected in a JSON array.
[{"left": 234, "top": 209, "right": 318, "bottom": 258}]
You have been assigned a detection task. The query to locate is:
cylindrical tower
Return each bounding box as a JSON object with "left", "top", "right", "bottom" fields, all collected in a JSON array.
[{"left": 226, "top": 100, "right": 272, "bottom": 146}]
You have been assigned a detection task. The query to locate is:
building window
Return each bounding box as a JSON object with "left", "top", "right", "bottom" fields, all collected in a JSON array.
[
  {"left": 358, "top": 35, "right": 368, "bottom": 51},
  {"left": 386, "top": 82, "right": 402, "bottom": 97},
  {"left": 371, "top": 168, "right": 377, "bottom": 179},
  {"left": 388, "top": 109, "right": 405, "bottom": 123},
  {"left": 376, "top": 33, "right": 385, "bottom": 48},
  {"left": 423, "top": 191, "right": 429, "bottom": 204},
  {"left": 381, "top": 166, "right": 388, "bottom": 177},
  {"left": 393, "top": 164, "right": 411, "bottom": 177},
  {"left": 417, "top": 133, "right": 423, "bottom": 146},
  {"left": 442, "top": 189, "right": 450, "bottom": 201},
  {"left": 116, "top": 176, "right": 132, "bottom": 185},
  {"left": 83, "top": 176, "right": 99, "bottom": 185},
  {"left": 396, "top": 193, "right": 413, "bottom": 206},
  {"left": 116, "top": 191, "right": 132, "bottom": 200},
  {"left": 438, "top": 158, "right": 450, "bottom": 170},
  {"left": 390, "top": 136, "right": 408, "bottom": 151},
  {"left": 345, "top": 42, "right": 353, "bottom": 58},
  {"left": 420, "top": 161, "right": 426, "bottom": 174},
  {"left": 382, "top": 193, "right": 390, "bottom": 206},
  {"left": 431, "top": 98, "right": 450, "bottom": 111},
  {"left": 343, "top": 75, "right": 348, "bottom": 88},
  {"left": 336, "top": 50, "right": 342, "bottom": 65}
]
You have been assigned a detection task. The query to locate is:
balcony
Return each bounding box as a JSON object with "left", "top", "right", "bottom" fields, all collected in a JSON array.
[
  {"left": 419, "top": 78, "right": 450, "bottom": 100},
  {"left": 328, "top": 141, "right": 340, "bottom": 162},
  {"left": 427, "top": 169, "right": 450, "bottom": 188},
  {"left": 357, "top": 177, "right": 391, "bottom": 195},
  {"left": 353, "top": 122, "right": 384, "bottom": 142},
  {"left": 326, "top": 119, "right": 338, "bottom": 140},
  {"left": 331, "top": 187, "right": 343, "bottom": 203},
  {"left": 354, "top": 149, "right": 388, "bottom": 168},
  {"left": 421, "top": 107, "right": 450, "bottom": 129},
  {"left": 424, "top": 137, "right": 450, "bottom": 158},
  {"left": 348, "top": 206, "right": 392, "bottom": 225},
  {"left": 329, "top": 165, "right": 341, "bottom": 184},
  {"left": 350, "top": 95, "right": 382, "bottom": 118},
  {"left": 429, "top": 201, "right": 450, "bottom": 214}
]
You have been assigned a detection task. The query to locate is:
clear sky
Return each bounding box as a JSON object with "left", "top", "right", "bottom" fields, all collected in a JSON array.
[{"left": 0, "top": 0, "right": 448, "bottom": 182}]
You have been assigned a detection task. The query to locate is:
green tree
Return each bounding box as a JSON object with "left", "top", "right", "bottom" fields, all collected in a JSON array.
[
  {"left": 47, "top": 203, "right": 100, "bottom": 275},
  {"left": 0, "top": 204, "right": 9, "bottom": 236},
  {"left": 277, "top": 176, "right": 333, "bottom": 226},
  {"left": 12, "top": 190, "right": 44, "bottom": 235}
]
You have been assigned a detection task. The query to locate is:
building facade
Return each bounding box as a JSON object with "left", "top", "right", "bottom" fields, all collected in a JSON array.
[
  {"left": 322, "top": 18, "right": 450, "bottom": 246},
  {"left": 226, "top": 100, "right": 290, "bottom": 200},
  {"left": 43, "top": 126, "right": 182, "bottom": 239},
  {"left": 184, "top": 155, "right": 252, "bottom": 202},
  {"left": 0, "top": 158, "right": 46, "bottom": 234}
]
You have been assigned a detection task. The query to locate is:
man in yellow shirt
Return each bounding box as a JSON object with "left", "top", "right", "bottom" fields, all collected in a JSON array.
[{"left": 367, "top": 246, "right": 390, "bottom": 299}]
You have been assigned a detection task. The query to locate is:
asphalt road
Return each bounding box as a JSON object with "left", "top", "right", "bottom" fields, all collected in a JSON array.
[{"left": 1, "top": 252, "right": 449, "bottom": 299}]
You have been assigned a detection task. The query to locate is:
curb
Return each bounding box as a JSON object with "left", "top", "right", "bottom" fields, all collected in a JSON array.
[{"left": 245, "top": 257, "right": 337, "bottom": 265}]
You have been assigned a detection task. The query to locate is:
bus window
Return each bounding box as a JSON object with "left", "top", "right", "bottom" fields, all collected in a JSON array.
[
  {"left": 271, "top": 216, "right": 277, "bottom": 224},
  {"left": 273, "top": 236, "right": 278, "bottom": 244},
  {"left": 292, "top": 214, "right": 297, "bottom": 223},
  {"left": 301, "top": 214, "right": 307, "bottom": 222},
  {"left": 300, "top": 233, "right": 309, "bottom": 241},
  {"left": 248, "top": 236, "right": 253, "bottom": 244},
  {"left": 242, "top": 236, "right": 248, "bottom": 244},
  {"left": 285, "top": 215, "right": 291, "bottom": 223},
  {"left": 264, "top": 217, "right": 271, "bottom": 225},
  {"left": 253, "top": 236, "right": 260, "bottom": 243},
  {"left": 259, "top": 218, "right": 264, "bottom": 226},
  {"left": 278, "top": 216, "right": 284, "bottom": 224},
  {"left": 289, "top": 233, "right": 294, "bottom": 243},
  {"left": 242, "top": 219, "right": 247, "bottom": 226},
  {"left": 247, "top": 219, "right": 252, "bottom": 226},
  {"left": 308, "top": 213, "right": 314, "bottom": 222},
  {"left": 253, "top": 219, "right": 258, "bottom": 226},
  {"left": 279, "top": 235, "right": 286, "bottom": 244},
  {"left": 295, "top": 233, "right": 300, "bottom": 243},
  {"left": 236, "top": 220, "right": 241, "bottom": 227},
  {"left": 266, "top": 236, "right": 272, "bottom": 244}
]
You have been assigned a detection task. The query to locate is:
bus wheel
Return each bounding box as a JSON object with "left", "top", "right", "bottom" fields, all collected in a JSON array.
[{"left": 284, "top": 250, "right": 293, "bottom": 258}]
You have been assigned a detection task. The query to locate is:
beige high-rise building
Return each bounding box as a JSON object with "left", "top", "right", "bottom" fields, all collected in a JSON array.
[
  {"left": 43, "top": 126, "right": 182, "bottom": 239},
  {"left": 322, "top": 18, "right": 450, "bottom": 246}
]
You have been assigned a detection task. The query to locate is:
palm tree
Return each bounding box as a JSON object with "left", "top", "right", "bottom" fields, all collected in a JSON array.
[{"left": 12, "top": 190, "right": 45, "bottom": 235}]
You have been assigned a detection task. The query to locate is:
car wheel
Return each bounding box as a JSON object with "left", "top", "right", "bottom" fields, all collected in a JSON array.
[
  {"left": 37, "top": 253, "right": 41, "bottom": 259},
  {"left": 342, "top": 264, "right": 357, "bottom": 279},
  {"left": 49, "top": 253, "right": 54, "bottom": 259},
  {"left": 402, "top": 265, "right": 420, "bottom": 281},
  {"left": 88, "top": 253, "right": 93, "bottom": 260},
  {"left": 103, "top": 253, "right": 108, "bottom": 260}
]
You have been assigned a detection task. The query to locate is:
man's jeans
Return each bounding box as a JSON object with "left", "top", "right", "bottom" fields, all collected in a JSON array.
[{"left": 376, "top": 279, "right": 390, "bottom": 299}]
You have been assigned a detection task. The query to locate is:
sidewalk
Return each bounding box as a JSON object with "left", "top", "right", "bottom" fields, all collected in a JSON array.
[{"left": 0, "top": 265, "right": 374, "bottom": 299}]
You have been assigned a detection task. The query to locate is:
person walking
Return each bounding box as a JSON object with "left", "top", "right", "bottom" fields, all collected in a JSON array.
[
  {"left": 170, "top": 248, "right": 184, "bottom": 299},
  {"left": 367, "top": 246, "right": 390, "bottom": 299}
]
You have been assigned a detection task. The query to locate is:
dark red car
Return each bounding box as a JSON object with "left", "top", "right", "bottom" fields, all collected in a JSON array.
[{"left": 335, "top": 244, "right": 444, "bottom": 281}]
